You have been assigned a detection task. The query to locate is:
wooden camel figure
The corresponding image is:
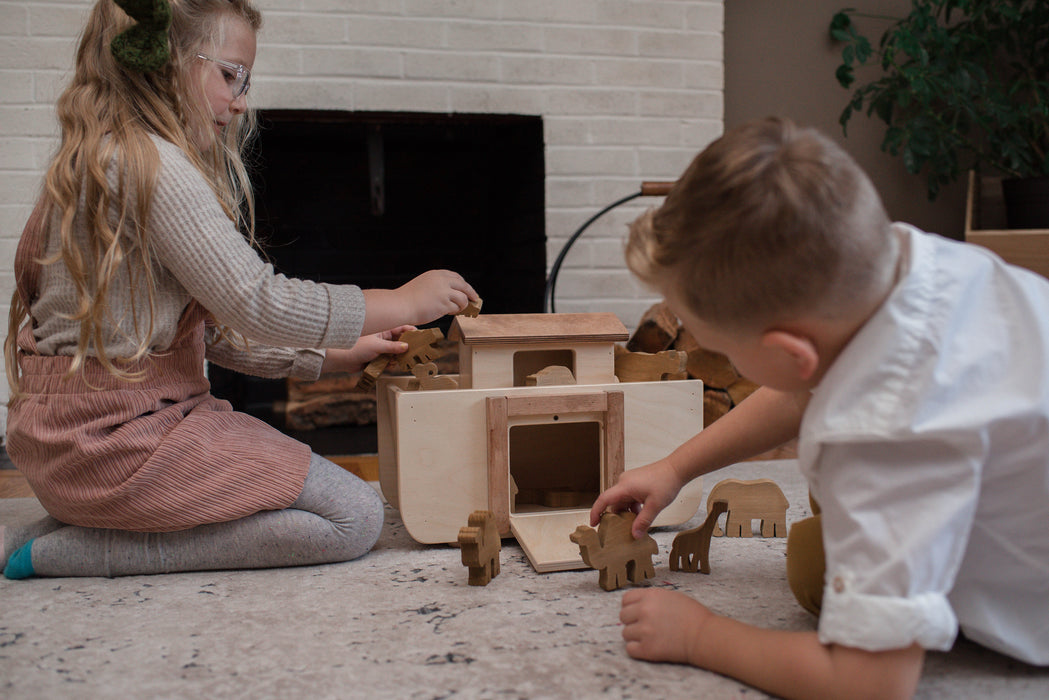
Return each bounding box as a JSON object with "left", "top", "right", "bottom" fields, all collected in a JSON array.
[
  {"left": 570, "top": 511, "right": 658, "bottom": 591},
  {"left": 707, "top": 478, "right": 789, "bottom": 538},
  {"left": 458, "top": 510, "right": 501, "bottom": 586},
  {"left": 669, "top": 500, "right": 728, "bottom": 574}
]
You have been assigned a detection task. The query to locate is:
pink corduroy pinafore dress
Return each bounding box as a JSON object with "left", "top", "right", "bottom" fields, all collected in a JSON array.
[{"left": 6, "top": 201, "right": 311, "bottom": 532}]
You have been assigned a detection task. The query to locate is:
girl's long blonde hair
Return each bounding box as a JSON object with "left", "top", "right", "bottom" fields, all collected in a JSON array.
[{"left": 6, "top": 0, "right": 262, "bottom": 403}]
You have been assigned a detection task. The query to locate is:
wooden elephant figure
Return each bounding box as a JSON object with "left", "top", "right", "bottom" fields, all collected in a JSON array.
[{"left": 707, "top": 478, "right": 788, "bottom": 538}]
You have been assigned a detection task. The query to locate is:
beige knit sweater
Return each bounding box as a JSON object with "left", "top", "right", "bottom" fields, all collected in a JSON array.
[{"left": 30, "top": 136, "right": 366, "bottom": 381}]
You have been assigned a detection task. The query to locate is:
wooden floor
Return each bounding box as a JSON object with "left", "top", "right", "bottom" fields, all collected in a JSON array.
[{"left": 0, "top": 470, "right": 35, "bottom": 498}]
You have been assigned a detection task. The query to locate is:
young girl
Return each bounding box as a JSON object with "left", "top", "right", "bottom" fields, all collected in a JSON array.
[{"left": 1, "top": 0, "right": 477, "bottom": 579}]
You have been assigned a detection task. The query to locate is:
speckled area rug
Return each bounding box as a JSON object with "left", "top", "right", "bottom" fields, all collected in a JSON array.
[{"left": 1, "top": 460, "right": 1046, "bottom": 699}]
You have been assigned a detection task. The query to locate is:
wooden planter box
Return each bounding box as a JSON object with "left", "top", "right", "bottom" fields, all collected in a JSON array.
[{"left": 964, "top": 171, "right": 1049, "bottom": 279}]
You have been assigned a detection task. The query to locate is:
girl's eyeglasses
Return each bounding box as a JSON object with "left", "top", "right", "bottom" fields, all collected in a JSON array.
[{"left": 197, "top": 54, "right": 251, "bottom": 99}]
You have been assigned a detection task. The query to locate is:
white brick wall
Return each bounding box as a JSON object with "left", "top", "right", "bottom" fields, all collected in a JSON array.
[{"left": 0, "top": 0, "right": 724, "bottom": 429}]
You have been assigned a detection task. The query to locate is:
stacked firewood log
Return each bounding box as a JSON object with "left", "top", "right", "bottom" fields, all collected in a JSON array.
[
  {"left": 625, "top": 302, "right": 759, "bottom": 427},
  {"left": 283, "top": 372, "right": 376, "bottom": 431},
  {"left": 283, "top": 339, "right": 458, "bottom": 430}
]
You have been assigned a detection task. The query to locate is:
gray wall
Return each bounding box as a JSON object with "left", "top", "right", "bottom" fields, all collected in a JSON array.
[{"left": 725, "top": 0, "right": 967, "bottom": 240}]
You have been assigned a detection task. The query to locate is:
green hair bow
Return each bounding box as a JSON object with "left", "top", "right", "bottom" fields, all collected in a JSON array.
[{"left": 110, "top": 0, "right": 173, "bottom": 72}]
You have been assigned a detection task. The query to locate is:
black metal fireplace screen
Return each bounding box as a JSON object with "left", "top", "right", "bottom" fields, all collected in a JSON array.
[{"left": 209, "top": 110, "right": 547, "bottom": 450}]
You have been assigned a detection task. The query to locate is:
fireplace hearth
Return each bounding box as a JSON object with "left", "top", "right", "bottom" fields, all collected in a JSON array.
[{"left": 208, "top": 110, "right": 547, "bottom": 453}]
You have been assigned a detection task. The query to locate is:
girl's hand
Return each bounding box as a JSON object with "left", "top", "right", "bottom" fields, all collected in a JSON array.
[
  {"left": 397, "top": 270, "right": 478, "bottom": 325},
  {"left": 619, "top": 588, "right": 714, "bottom": 665},
  {"left": 322, "top": 325, "right": 415, "bottom": 374},
  {"left": 589, "top": 458, "right": 686, "bottom": 538}
]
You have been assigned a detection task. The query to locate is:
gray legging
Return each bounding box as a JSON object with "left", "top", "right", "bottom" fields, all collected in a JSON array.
[{"left": 3, "top": 453, "right": 383, "bottom": 577}]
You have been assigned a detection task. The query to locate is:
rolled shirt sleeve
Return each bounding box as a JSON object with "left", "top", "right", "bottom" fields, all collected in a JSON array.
[
  {"left": 809, "top": 439, "right": 981, "bottom": 652},
  {"left": 204, "top": 325, "right": 326, "bottom": 381}
]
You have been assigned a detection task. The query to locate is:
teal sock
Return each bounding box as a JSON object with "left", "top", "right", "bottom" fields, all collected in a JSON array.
[{"left": 3, "top": 540, "right": 35, "bottom": 579}]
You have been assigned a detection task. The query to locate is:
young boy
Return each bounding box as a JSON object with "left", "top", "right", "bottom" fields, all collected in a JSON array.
[{"left": 590, "top": 117, "right": 1049, "bottom": 698}]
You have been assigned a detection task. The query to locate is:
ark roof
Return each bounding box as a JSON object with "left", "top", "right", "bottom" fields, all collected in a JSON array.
[{"left": 450, "top": 312, "right": 628, "bottom": 345}]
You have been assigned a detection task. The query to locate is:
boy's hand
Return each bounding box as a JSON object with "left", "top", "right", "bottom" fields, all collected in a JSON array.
[
  {"left": 398, "top": 270, "right": 478, "bottom": 325},
  {"left": 589, "top": 458, "right": 685, "bottom": 538},
  {"left": 620, "top": 585, "right": 926, "bottom": 699},
  {"left": 620, "top": 588, "right": 713, "bottom": 665},
  {"left": 322, "top": 325, "right": 415, "bottom": 374}
]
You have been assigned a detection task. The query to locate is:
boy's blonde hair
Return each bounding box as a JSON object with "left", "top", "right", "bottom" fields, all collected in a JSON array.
[
  {"left": 626, "top": 117, "right": 895, "bottom": 332},
  {"left": 7, "top": 0, "right": 262, "bottom": 400}
]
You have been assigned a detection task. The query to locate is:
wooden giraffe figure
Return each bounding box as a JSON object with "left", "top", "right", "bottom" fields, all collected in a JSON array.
[
  {"left": 458, "top": 510, "right": 501, "bottom": 586},
  {"left": 570, "top": 511, "right": 658, "bottom": 591},
  {"left": 669, "top": 500, "right": 728, "bottom": 574}
]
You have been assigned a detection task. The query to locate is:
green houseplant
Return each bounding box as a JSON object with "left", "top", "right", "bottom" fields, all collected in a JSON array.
[{"left": 829, "top": 0, "right": 1049, "bottom": 226}]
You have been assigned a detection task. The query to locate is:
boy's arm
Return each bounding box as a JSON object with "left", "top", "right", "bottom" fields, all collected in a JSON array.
[
  {"left": 664, "top": 385, "right": 809, "bottom": 480},
  {"left": 698, "top": 617, "right": 924, "bottom": 700},
  {"left": 621, "top": 588, "right": 924, "bottom": 700},
  {"left": 592, "top": 386, "right": 808, "bottom": 534}
]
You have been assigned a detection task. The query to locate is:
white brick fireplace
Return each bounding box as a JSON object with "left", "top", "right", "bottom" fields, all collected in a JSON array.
[{"left": 0, "top": 0, "right": 724, "bottom": 424}]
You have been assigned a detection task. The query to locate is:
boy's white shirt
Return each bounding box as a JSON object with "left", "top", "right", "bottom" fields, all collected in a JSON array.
[{"left": 799, "top": 223, "right": 1049, "bottom": 665}]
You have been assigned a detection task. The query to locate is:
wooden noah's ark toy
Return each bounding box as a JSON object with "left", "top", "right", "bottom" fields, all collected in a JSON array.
[{"left": 377, "top": 312, "right": 706, "bottom": 573}]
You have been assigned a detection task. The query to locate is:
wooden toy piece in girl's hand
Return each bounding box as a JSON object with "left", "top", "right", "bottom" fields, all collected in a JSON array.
[
  {"left": 457, "top": 297, "right": 483, "bottom": 317},
  {"left": 356, "top": 327, "right": 446, "bottom": 392}
]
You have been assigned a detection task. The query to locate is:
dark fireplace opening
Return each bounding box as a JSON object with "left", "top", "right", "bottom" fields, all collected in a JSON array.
[{"left": 209, "top": 110, "right": 547, "bottom": 454}]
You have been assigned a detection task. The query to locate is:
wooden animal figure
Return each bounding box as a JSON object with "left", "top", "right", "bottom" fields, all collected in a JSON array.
[
  {"left": 406, "top": 362, "right": 458, "bottom": 391},
  {"left": 356, "top": 355, "right": 390, "bottom": 392},
  {"left": 457, "top": 297, "right": 483, "bottom": 317},
  {"left": 669, "top": 500, "right": 728, "bottom": 574},
  {"left": 614, "top": 349, "right": 688, "bottom": 382},
  {"left": 707, "top": 478, "right": 789, "bottom": 538},
  {"left": 524, "top": 365, "right": 576, "bottom": 386},
  {"left": 570, "top": 511, "right": 658, "bottom": 591},
  {"left": 357, "top": 328, "right": 446, "bottom": 392},
  {"left": 458, "top": 510, "right": 501, "bottom": 586},
  {"left": 390, "top": 328, "right": 446, "bottom": 372}
]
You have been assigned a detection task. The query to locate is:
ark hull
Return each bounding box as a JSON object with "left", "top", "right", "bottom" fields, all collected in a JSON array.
[{"left": 378, "top": 377, "right": 705, "bottom": 572}]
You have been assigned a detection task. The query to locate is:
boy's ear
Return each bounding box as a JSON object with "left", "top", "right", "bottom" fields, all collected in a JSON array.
[{"left": 761, "top": 330, "right": 819, "bottom": 382}]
